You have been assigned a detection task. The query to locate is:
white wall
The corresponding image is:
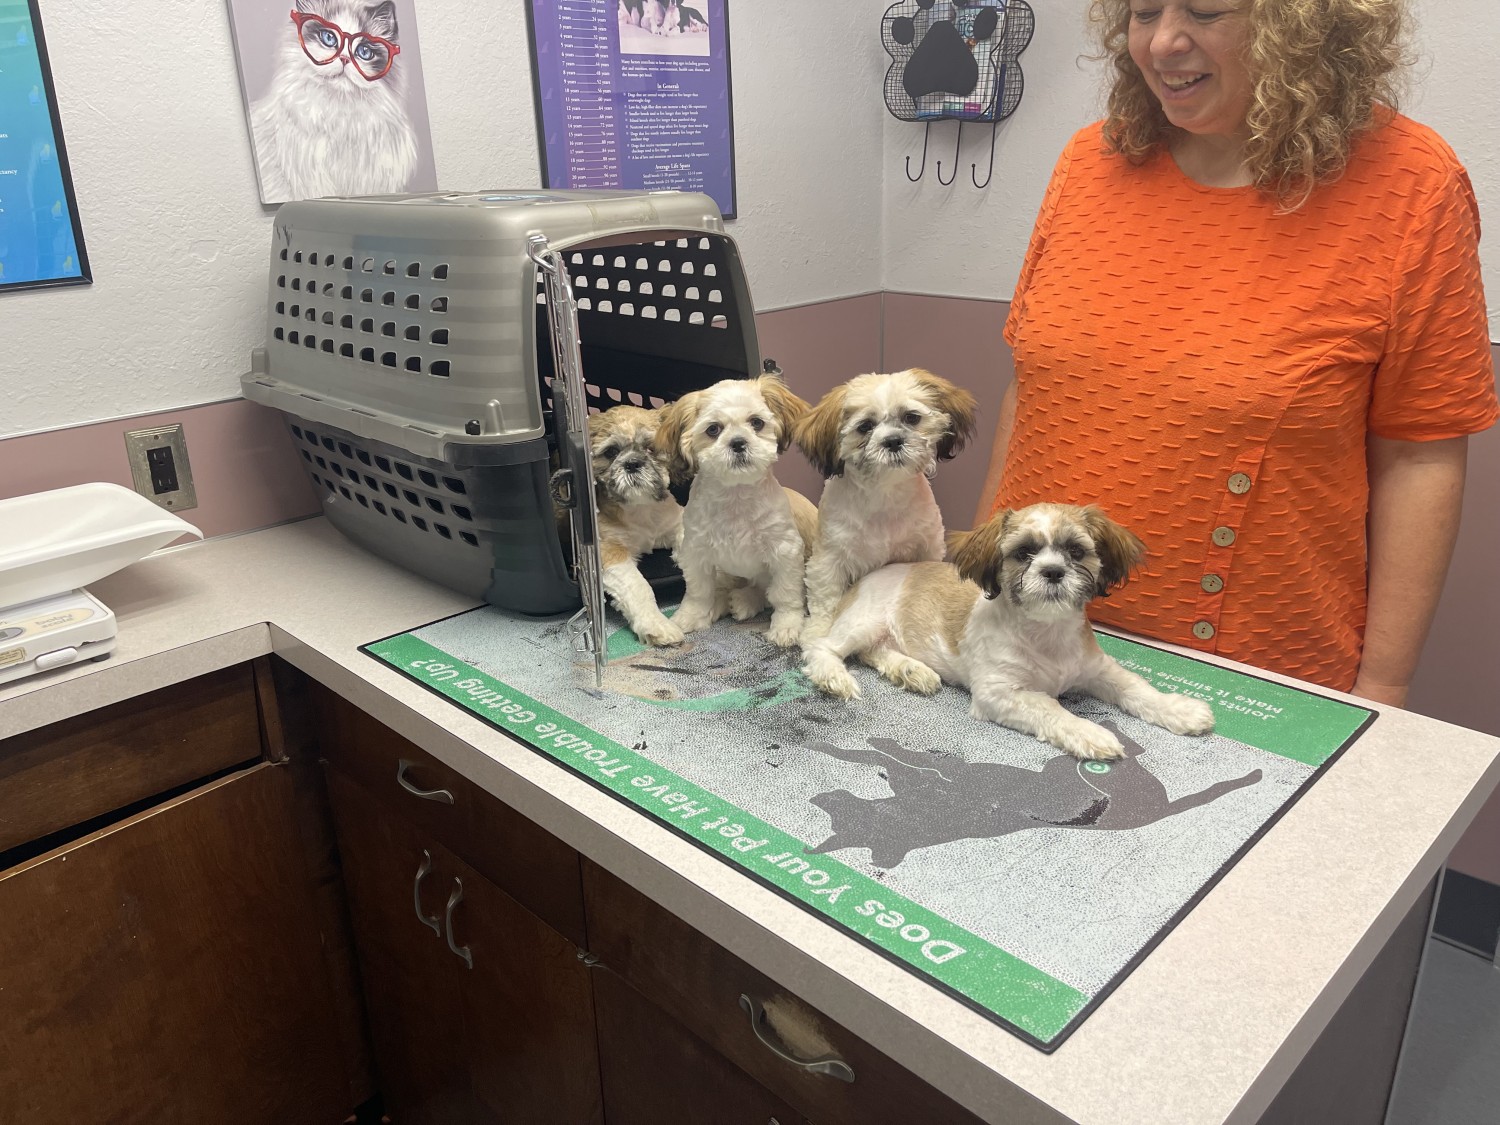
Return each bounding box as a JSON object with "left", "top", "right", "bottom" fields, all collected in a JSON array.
[
  {"left": 882, "top": 0, "right": 1500, "bottom": 340},
  {"left": 0, "top": 1, "right": 886, "bottom": 437}
]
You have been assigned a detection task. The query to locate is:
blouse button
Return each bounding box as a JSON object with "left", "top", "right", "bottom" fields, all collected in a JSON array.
[
  {"left": 1201, "top": 574, "right": 1224, "bottom": 593},
  {"left": 1212, "top": 526, "right": 1236, "bottom": 547},
  {"left": 1227, "top": 472, "right": 1252, "bottom": 495},
  {"left": 1192, "top": 621, "right": 1216, "bottom": 641}
]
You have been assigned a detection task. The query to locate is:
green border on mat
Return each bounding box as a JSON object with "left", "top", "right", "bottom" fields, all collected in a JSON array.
[
  {"left": 1095, "top": 633, "right": 1370, "bottom": 767},
  {"left": 368, "top": 631, "right": 1090, "bottom": 1044}
]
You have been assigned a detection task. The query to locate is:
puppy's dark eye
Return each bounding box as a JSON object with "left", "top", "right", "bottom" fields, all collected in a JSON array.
[
  {"left": 704, "top": 422, "right": 723, "bottom": 439},
  {"left": 1067, "top": 544, "right": 1087, "bottom": 562},
  {"left": 855, "top": 419, "right": 876, "bottom": 435},
  {"left": 902, "top": 411, "right": 922, "bottom": 426},
  {"left": 598, "top": 444, "right": 621, "bottom": 459},
  {"left": 1012, "top": 548, "right": 1034, "bottom": 562},
  {"left": 749, "top": 416, "right": 765, "bottom": 432}
]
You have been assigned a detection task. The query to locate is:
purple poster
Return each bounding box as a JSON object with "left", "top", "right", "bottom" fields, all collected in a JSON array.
[{"left": 528, "top": 0, "right": 737, "bottom": 219}]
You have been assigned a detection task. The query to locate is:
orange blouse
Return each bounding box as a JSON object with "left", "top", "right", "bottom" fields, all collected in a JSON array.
[{"left": 997, "top": 116, "right": 1498, "bottom": 691}]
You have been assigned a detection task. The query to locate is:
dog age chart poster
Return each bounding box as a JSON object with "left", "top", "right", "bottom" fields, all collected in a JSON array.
[{"left": 528, "top": 0, "right": 736, "bottom": 218}]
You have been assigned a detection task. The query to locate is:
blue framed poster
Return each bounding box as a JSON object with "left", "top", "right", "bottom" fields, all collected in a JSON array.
[
  {"left": 0, "top": 0, "right": 90, "bottom": 293},
  {"left": 527, "top": 0, "right": 737, "bottom": 219}
]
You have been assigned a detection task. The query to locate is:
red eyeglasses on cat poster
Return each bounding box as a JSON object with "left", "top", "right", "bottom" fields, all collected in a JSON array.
[{"left": 227, "top": 0, "right": 439, "bottom": 205}]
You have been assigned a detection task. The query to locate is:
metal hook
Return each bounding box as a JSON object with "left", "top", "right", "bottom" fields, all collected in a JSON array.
[
  {"left": 972, "top": 118, "right": 999, "bottom": 189},
  {"left": 905, "top": 121, "right": 932, "bottom": 182},
  {"left": 935, "top": 121, "right": 961, "bottom": 186}
]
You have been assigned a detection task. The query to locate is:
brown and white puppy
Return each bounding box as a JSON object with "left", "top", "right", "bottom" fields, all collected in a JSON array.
[
  {"left": 588, "top": 404, "right": 684, "bottom": 647},
  {"left": 656, "top": 375, "right": 817, "bottom": 647},
  {"left": 794, "top": 368, "right": 977, "bottom": 639},
  {"left": 800, "top": 503, "right": 1215, "bottom": 760}
]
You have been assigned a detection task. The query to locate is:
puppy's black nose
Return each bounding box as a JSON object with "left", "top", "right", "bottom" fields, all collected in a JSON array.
[
  {"left": 729, "top": 437, "right": 748, "bottom": 454},
  {"left": 621, "top": 456, "right": 645, "bottom": 473},
  {"left": 882, "top": 435, "right": 904, "bottom": 451},
  {"left": 1040, "top": 565, "right": 1066, "bottom": 583}
]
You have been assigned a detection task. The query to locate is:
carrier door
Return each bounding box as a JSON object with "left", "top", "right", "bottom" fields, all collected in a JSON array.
[{"left": 531, "top": 236, "right": 607, "bottom": 688}]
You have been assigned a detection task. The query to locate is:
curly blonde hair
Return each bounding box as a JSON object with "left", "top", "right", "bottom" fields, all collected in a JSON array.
[{"left": 1089, "top": 0, "right": 1413, "bottom": 208}]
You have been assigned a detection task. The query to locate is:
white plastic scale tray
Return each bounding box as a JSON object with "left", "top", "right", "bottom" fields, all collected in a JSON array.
[{"left": 0, "top": 483, "right": 202, "bottom": 685}]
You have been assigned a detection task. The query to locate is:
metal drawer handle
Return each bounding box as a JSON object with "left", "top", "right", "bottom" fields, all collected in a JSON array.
[
  {"left": 413, "top": 850, "right": 441, "bottom": 936},
  {"left": 444, "top": 877, "right": 474, "bottom": 970},
  {"left": 738, "top": 994, "right": 854, "bottom": 1083},
  {"left": 397, "top": 759, "right": 455, "bottom": 804}
]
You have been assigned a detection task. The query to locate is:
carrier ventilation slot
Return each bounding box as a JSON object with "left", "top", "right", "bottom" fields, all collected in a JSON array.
[
  {"left": 272, "top": 244, "right": 452, "bottom": 380},
  {"left": 295, "top": 424, "right": 478, "bottom": 547}
]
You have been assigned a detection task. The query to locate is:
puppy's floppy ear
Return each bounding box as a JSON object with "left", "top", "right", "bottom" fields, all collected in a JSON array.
[
  {"left": 1081, "top": 506, "right": 1146, "bottom": 597},
  {"left": 911, "top": 368, "right": 979, "bottom": 462},
  {"left": 755, "top": 374, "right": 811, "bottom": 454},
  {"left": 654, "top": 391, "right": 701, "bottom": 485},
  {"left": 948, "top": 511, "right": 1010, "bottom": 600},
  {"left": 793, "top": 384, "right": 849, "bottom": 478}
]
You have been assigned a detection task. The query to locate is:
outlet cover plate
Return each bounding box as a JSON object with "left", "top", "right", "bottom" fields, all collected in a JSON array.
[{"left": 124, "top": 424, "right": 198, "bottom": 512}]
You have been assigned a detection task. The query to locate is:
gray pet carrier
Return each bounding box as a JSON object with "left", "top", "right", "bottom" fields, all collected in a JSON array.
[{"left": 241, "top": 189, "right": 762, "bottom": 652}]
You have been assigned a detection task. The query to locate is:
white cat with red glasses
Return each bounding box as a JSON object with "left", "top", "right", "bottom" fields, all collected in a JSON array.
[{"left": 248, "top": 1, "right": 419, "bottom": 203}]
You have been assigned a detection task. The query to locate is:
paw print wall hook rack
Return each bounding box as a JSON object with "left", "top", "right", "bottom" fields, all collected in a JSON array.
[{"left": 882, "top": 0, "right": 1035, "bottom": 188}]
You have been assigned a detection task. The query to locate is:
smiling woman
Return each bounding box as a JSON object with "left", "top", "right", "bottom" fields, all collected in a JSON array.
[{"left": 973, "top": 0, "right": 1498, "bottom": 705}]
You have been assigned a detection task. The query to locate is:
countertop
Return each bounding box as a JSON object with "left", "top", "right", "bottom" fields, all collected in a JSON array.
[{"left": 4, "top": 516, "right": 1498, "bottom": 1125}]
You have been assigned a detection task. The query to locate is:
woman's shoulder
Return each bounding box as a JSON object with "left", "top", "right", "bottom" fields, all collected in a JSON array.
[{"left": 1352, "top": 111, "right": 1468, "bottom": 184}]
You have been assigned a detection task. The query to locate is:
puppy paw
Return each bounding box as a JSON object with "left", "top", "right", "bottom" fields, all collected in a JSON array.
[
  {"left": 1053, "top": 718, "right": 1124, "bottom": 761},
  {"left": 805, "top": 661, "right": 861, "bottom": 701},
  {"left": 729, "top": 585, "right": 768, "bottom": 621},
  {"left": 1152, "top": 693, "right": 1216, "bottom": 736},
  {"left": 765, "top": 613, "right": 805, "bottom": 648},
  {"left": 672, "top": 607, "right": 713, "bottom": 634},
  {"left": 637, "top": 616, "right": 686, "bottom": 647},
  {"left": 880, "top": 656, "right": 941, "bottom": 696}
]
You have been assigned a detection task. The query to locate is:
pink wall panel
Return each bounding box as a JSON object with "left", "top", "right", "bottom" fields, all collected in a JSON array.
[
  {"left": 881, "top": 292, "right": 1013, "bottom": 534},
  {"left": 755, "top": 294, "right": 883, "bottom": 504},
  {"left": 0, "top": 399, "right": 320, "bottom": 541}
]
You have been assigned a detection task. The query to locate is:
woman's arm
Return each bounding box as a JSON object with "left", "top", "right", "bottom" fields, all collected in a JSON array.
[
  {"left": 971, "top": 380, "right": 1018, "bottom": 528},
  {"left": 1353, "top": 434, "right": 1469, "bottom": 707}
]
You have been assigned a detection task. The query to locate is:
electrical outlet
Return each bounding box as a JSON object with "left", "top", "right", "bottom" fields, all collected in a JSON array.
[{"left": 124, "top": 424, "right": 198, "bottom": 512}]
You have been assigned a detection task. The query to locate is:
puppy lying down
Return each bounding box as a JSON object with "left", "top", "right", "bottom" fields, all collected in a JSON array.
[{"left": 800, "top": 503, "right": 1215, "bottom": 760}]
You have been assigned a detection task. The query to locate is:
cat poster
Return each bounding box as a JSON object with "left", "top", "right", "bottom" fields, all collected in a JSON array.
[{"left": 227, "top": 0, "right": 439, "bottom": 205}]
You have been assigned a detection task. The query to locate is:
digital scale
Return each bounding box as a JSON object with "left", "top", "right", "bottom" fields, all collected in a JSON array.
[
  {"left": 0, "top": 482, "right": 203, "bottom": 690},
  {"left": 0, "top": 589, "right": 118, "bottom": 686}
]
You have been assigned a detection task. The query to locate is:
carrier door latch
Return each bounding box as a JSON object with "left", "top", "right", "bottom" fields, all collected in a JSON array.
[{"left": 549, "top": 468, "right": 577, "bottom": 509}]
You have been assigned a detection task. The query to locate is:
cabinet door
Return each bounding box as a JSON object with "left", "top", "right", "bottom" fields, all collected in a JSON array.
[
  {"left": 0, "top": 763, "right": 349, "bottom": 1125},
  {"left": 325, "top": 769, "right": 478, "bottom": 1125},
  {"left": 326, "top": 769, "right": 604, "bottom": 1125},
  {"left": 594, "top": 967, "right": 809, "bottom": 1125}
]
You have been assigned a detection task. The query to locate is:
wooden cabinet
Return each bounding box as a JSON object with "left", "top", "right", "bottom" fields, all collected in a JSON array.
[
  {"left": 313, "top": 684, "right": 987, "bottom": 1125},
  {"left": 0, "top": 762, "right": 350, "bottom": 1125},
  {"left": 323, "top": 767, "right": 602, "bottom": 1125}
]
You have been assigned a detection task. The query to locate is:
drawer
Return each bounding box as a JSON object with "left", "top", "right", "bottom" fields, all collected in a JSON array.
[
  {"left": 594, "top": 965, "right": 809, "bottom": 1125},
  {"left": 0, "top": 664, "right": 263, "bottom": 855},
  {"left": 314, "top": 686, "right": 587, "bottom": 947},
  {"left": 582, "top": 859, "right": 987, "bottom": 1125}
]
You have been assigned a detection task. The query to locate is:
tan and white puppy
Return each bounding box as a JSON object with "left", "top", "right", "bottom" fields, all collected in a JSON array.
[
  {"left": 800, "top": 503, "right": 1216, "bottom": 760},
  {"left": 588, "top": 404, "right": 684, "bottom": 647},
  {"left": 794, "top": 368, "right": 977, "bottom": 639},
  {"left": 657, "top": 375, "right": 818, "bottom": 647}
]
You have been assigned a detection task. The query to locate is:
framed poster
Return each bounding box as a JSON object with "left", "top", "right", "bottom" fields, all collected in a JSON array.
[
  {"left": 226, "top": 0, "right": 440, "bottom": 205},
  {"left": 528, "top": 0, "right": 737, "bottom": 219},
  {"left": 0, "top": 0, "right": 90, "bottom": 293}
]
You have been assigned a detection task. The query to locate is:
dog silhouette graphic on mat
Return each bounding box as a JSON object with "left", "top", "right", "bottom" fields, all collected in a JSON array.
[{"left": 805, "top": 722, "right": 1262, "bottom": 868}]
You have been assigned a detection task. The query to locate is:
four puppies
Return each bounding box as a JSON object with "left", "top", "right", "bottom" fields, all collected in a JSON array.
[
  {"left": 800, "top": 503, "right": 1215, "bottom": 760},
  {"left": 654, "top": 375, "right": 818, "bottom": 647},
  {"left": 588, "top": 403, "right": 684, "bottom": 647},
  {"left": 577, "top": 374, "right": 1215, "bottom": 760},
  {"left": 794, "top": 368, "right": 977, "bottom": 638}
]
